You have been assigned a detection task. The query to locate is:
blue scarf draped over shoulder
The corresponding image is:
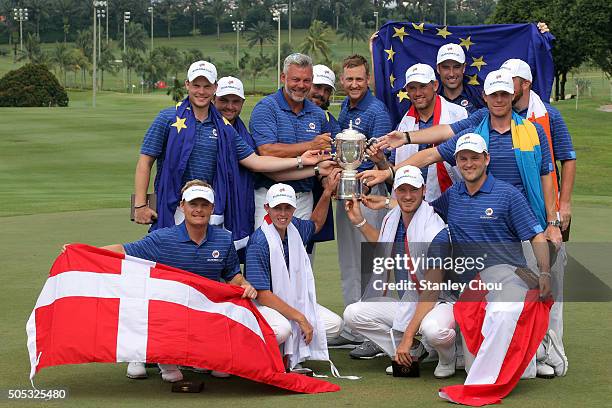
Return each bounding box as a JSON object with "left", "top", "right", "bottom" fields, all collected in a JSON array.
[
  {"left": 474, "top": 111, "right": 547, "bottom": 230},
  {"left": 152, "top": 98, "right": 254, "bottom": 246}
]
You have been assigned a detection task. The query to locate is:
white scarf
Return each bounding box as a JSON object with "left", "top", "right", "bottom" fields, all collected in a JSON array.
[
  {"left": 363, "top": 203, "right": 446, "bottom": 331},
  {"left": 526, "top": 90, "right": 548, "bottom": 120},
  {"left": 394, "top": 96, "right": 468, "bottom": 202},
  {"left": 260, "top": 217, "right": 328, "bottom": 369}
]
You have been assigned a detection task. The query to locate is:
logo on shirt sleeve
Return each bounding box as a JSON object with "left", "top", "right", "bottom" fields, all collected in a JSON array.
[
  {"left": 461, "top": 99, "right": 469, "bottom": 107},
  {"left": 354, "top": 117, "right": 362, "bottom": 126}
]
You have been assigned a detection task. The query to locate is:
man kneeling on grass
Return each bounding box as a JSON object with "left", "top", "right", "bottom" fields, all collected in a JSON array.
[
  {"left": 244, "top": 173, "right": 347, "bottom": 374},
  {"left": 72, "top": 180, "right": 257, "bottom": 382}
]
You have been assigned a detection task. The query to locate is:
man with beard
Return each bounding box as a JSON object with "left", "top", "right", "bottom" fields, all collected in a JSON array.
[
  {"left": 369, "top": 63, "right": 467, "bottom": 202},
  {"left": 250, "top": 54, "right": 333, "bottom": 228}
]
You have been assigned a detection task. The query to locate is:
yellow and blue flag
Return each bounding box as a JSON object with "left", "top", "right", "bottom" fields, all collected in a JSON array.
[{"left": 372, "top": 22, "right": 555, "bottom": 125}]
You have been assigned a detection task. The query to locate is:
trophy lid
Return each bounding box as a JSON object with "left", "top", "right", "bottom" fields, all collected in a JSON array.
[{"left": 337, "top": 120, "right": 366, "bottom": 141}]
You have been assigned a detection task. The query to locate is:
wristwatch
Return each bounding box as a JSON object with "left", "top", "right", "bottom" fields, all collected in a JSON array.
[
  {"left": 314, "top": 165, "right": 320, "bottom": 177},
  {"left": 384, "top": 197, "right": 391, "bottom": 210},
  {"left": 296, "top": 156, "right": 304, "bottom": 169},
  {"left": 547, "top": 220, "right": 561, "bottom": 227}
]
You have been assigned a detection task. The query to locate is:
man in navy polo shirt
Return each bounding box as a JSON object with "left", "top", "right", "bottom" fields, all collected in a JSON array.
[
  {"left": 435, "top": 43, "right": 485, "bottom": 114},
  {"left": 102, "top": 180, "right": 257, "bottom": 382},
  {"left": 331, "top": 54, "right": 393, "bottom": 351},
  {"left": 249, "top": 53, "right": 333, "bottom": 228},
  {"left": 431, "top": 134, "right": 566, "bottom": 403}
]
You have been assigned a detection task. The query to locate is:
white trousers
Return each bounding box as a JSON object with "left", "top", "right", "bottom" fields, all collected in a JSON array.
[
  {"left": 343, "top": 299, "right": 456, "bottom": 364},
  {"left": 522, "top": 242, "right": 566, "bottom": 348},
  {"left": 254, "top": 187, "right": 313, "bottom": 228},
  {"left": 461, "top": 265, "right": 536, "bottom": 383},
  {"left": 257, "top": 304, "right": 343, "bottom": 344},
  {"left": 336, "top": 184, "right": 388, "bottom": 306}
]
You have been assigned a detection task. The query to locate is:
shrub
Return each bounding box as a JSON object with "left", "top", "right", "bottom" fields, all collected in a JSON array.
[{"left": 0, "top": 63, "right": 69, "bottom": 107}]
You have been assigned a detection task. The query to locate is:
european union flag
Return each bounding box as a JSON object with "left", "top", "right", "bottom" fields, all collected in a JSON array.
[{"left": 372, "top": 22, "right": 555, "bottom": 125}]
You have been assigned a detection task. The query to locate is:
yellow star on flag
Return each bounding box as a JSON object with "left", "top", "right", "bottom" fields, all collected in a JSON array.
[
  {"left": 459, "top": 36, "right": 474, "bottom": 51},
  {"left": 412, "top": 22, "right": 425, "bottom": 33},
  {"left": 389, "top": 73, "right": 396, "bottom": 88},
  {"left": 470, "top": 56, "right": 487, "bottom": 71},
  {"left": 392, "top": 26, "right": 408, "bottom": 42},
  {"left": 467, "top": 74, "right": 480, "bottom": 86},
  {"left": 384, "top": 46, "right": 396, "bottom": 62},
  {"left": 397, "top": 90, "right": 409, "bottom": 103},
  {"left": 171, "top": 116, "right": 188, "bottom": 133},
  {"left": 436, "top": 26, "right": 452, "bottom": 39}
]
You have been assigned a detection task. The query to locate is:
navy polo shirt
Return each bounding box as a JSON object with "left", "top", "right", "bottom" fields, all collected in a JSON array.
[
  {"left": 244, "top": 217, "right": 315, "bottom": 291},
  {"left": 338, "top": 90, "right": 393, "bottom": 171},
  {"left": 437, "top": 123, "right": 553, "bottom": 199},
  {"left": 141, "top": 107, "right": 254, "bottom": 189},
  {"left": 431, "top": 174, "right": 542, "bottom": 273},
  {"left": 249, "top": 89, "right": 331, "bottom": 192},
  {"left": 123, "top": 222, "right": 241, "bottom": 282},
  {"left": 438, "top": 83, "right": 485, "bottom": 114}
]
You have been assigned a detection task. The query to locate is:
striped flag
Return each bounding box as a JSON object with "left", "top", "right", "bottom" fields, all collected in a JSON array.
[{"left": 26, "top": 244, "right": 339, "bottom": 394}]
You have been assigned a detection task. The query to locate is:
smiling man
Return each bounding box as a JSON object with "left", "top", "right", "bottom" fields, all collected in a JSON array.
[
  {"left": 371, "top": 63, "right": 467, "bottom": 202},
  {"left": 245, "top": 174, "right": 344, "bottom": 371},
  {"left": 249, "top": 54, "right": 334, "bottom": 229},
  {"left": 435, "top": 43, "right": 485, "bottom": 113},
  {"left": 101, "top": 180, "right": 257, "bottom": 382}
]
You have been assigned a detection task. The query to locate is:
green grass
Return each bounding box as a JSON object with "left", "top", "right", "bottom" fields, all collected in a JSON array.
[{"left": 1, "top": 87, "right": 611, "bottom": 406}]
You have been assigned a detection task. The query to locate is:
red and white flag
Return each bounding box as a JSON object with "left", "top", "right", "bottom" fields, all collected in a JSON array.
[
  {"left": 439, "top": 283, "right": 551, "bottom": 406},
  {"left": 26, "top": 244, "right": 340, "bottom": 394}
]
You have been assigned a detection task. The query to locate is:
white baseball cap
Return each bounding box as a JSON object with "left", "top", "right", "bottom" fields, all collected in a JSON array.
[
  {"left": 483, "top": 69, "right": 514, "bottom": 95},
  {"left": 313, "top": 64, "right": 336, "bottom": 90},
  {"left": 436, "top": 43, "right": 466, "bottom": 65},
  {"left": 182, "top": 185, "right": 215, "bottom": 204},
  {"left": 266, "top": 183, "right": 297, "bottom": 208},
  {"left": 454, "top": 133, "right": 488, "bottom": 156},
  {"left": 404, "top": 63, "right": 436, "bottom": 87},
  {"left": 393, "top": 165, "right": 425, "bottom": 190},
  {"left": 500, "top": 58, "right": 533, "bottom": 82},
  {"left": 216, "top": 76, "right": 245, "bottom": 99},
  {"left": 187, "top": 60, "right": 217, "bottom": 83}
]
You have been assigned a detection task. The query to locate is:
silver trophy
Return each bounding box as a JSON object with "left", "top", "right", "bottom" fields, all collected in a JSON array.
[{"left": 334, "top": 121, "right": 375, "bottom": 200}]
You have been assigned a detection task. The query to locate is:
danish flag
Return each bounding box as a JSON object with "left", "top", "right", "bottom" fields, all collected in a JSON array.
[{"left": 26, "top": 244, "right": 339, "bottom": 394}]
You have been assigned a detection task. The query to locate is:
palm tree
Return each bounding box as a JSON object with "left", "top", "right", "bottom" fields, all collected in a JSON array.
[
  {"left": 98, "top": 43, "right": 117, "bottom": 90},
  {"left": 27, "top": 0, "right": 49, "bottom": 38},
  {"left": 337, "top": 15, "right": 368, "bottom": 54},
  {"left": 247, "top": 21, "right": 275, "bottom": 56},
  {"left": 122, "top": 48, "right": 144, "bottom": 91},
  {"left": 159, "top": 0, "right": 179, "bottom": 39},
  {"left": 122, "top": 22, "right": 147, "bottom": 51},
  {"left": 243, "top": 53, "right": 270, "bottom": 92},
  {"left": 20, "top": 33, "right": 47, "bottom": 64},
  {"left": 50, "top": 42, "right": 74, "bottom": 86},
  {"left": 206, "top": 0, "right": 226, "bottom": 40},
  {"left": 299, "top": 20, "right": 332, "bottom": 63},
  {"left": 184, "top": 0, "right": 205, "bottom": 36}
]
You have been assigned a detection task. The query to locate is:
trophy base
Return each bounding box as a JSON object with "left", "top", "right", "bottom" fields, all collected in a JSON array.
[{"left": 336, "top": 173, "right": 362, "bottom": 200}]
